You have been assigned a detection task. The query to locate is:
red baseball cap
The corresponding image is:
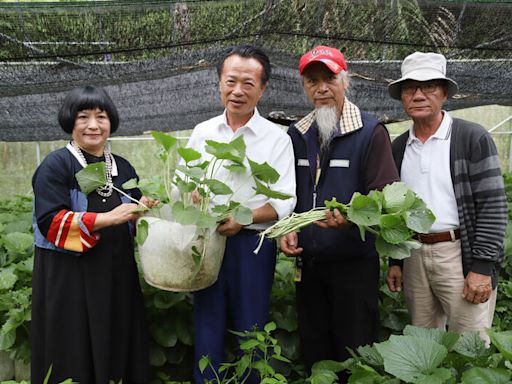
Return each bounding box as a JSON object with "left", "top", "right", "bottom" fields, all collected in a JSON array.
[{"left": 299, "top": 45, "right": 348, "bottom": 75}]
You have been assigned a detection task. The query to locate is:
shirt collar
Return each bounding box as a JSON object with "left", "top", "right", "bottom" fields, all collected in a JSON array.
[
  {"left": 407, "top": 111, "right": 453, "bottom": 145},
  {"left": 295, "top": 98, "right": 363, "bottom": 135},
  {"left": 220, "top": 108, "right": 261, "bottom": 136}
]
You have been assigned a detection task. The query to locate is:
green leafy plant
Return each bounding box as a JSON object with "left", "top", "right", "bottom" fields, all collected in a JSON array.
[
  {"left": 308, "top": 326, "right": 512, "bottom": 384},
  {"left": 132, "top": 131, "right": 290, "bottom": 231},
  {"left": 198, "top": 322, "right": 290, "bottom": 384},
  {"left": 259, "top": 182, "right": 435, "bottom": 259},
  {"left": 123, "top": 131, "right": 291, "bottom": 275},
  {"left": 74, "top": 161, "right": 149, "bottom": 210},
  {"left": 0, "top": 196, "right": 33, "bottom": 363}
]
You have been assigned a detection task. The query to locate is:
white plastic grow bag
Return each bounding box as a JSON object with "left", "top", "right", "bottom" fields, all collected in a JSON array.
[{"left": 138, "top": 216, "right": 226, "bottom": 292}]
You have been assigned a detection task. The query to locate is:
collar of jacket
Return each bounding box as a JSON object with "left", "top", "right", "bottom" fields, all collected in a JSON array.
[{"left": 295, "top": 98, "right": 364, "bottom": 136}]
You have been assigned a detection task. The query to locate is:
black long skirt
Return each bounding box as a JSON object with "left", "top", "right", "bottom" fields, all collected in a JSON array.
[{"left": 31, "top": 196, "right": 150, "bottom": 383}]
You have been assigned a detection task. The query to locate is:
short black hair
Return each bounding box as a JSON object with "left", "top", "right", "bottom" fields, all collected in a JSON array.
[
  {"left": 216, "top": 45, "right": 271, "bottom": 85},
  {"left": 58, "top": 86, "right": 119, "bottom": 134}
]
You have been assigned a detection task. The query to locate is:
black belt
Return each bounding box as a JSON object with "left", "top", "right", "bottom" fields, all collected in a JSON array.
[{"left": 413, "top": 229, "right": 460, "bottom": 244}]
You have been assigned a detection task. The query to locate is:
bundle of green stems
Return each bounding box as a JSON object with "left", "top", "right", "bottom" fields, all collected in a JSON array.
[{"left": 254, "top": 208, "right": 328, "bottom": 253}]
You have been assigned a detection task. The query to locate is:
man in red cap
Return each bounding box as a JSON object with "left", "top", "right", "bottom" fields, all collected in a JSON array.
[{"left": 280, "top": 45, "right": 399, "bottom": 380}]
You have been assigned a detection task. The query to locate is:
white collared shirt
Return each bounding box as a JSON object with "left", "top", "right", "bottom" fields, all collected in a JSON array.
[
  {"left": 401, "top": 111, "right": 459, "bottom": 232},
  {"left": 184, "top": 108, "right": 297, "bottom": 229}
]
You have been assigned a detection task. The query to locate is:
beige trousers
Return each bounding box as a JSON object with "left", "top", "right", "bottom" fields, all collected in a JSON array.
[{"left": 403, "top": 239, "right": 496, "bottom": 335}]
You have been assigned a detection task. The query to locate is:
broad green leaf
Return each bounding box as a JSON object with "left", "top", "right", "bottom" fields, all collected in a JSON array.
[
  {"left": 403, "top": 325, "right": 460, "bottom": 350},
  {"left": 205, "top": 137, "right": 245, "bottom": 164},
  {"left": 204, "top": 179, "right": 233, "bottom": 195},
  {"left": 172, "top": 202, "right": 200, "bottom": 225},
  {"left": 151, "top": 131, "right": 177, "bottom": 152},
  {"left": 240, "top": 339, "right": 260, "bottom": 350},
  {"left": 3, "top": 232, "right": 33, "bottom": 255},
  {"left": 375, "top": 237, "right": 421, "bottom": 260},
  {"left": 175, "top": 178, "right": 197, "bottom": 194},
  {"left": 374, "top": 335, "right": 448, "bottom": 383},
  {"left": 346, "top": 194, "right": 381, "bottom": 227},
  {"left": 379, "top": 214, "right": 412, "bottom": 244},
  {"left": 178, "top": 147, "right": 202, "bottom": 163},
  {"left": 121, "top": 178, "right": 138, "bottom": 189},
  {"left": 381, "top": 236, "right": 418, "bottom": 258},
  {"left": 175, "top": 316, "right": 193, "bottom": 346},
  {"left": 151, "top": 321, "right": 178, "bottom": 347},
  {"left": 254, "top": 180, "right": 292, "bottom": 200},
  {"left": 382, "top": 182, "right": 416, "bottom": 213},
  {"left": 264, "top": 321, "right": 277, "bottom": 333},
  {"left": 487, "top": 329, "right": 512, "bottom": 360},
  {"left": 311, "top": 360, "right": 348, "bottom": 374},
  {"left": 309, "top": 369, "right": 339, "bottom": 384},
  {"left": 249, "top": 159, "right": 280, "bottom": 184},
  {"left": 232, "top": 205, "right": 253, "bottom": 226},
  {"left": 136, "top": 177, "right": 167, "bottom": 200},
  {"left": 368, "top": 190, "right": 384, "bottom": 211},
  {"left": 404, "top": 199, "right": 436, "bottom": 233},
  {"left": 415, "top": 367, "right": 453, "bottom": 384},
  {"left": 199, "top": 355, "right": 210, "bottom": 373},
  {"left": 175, "top": 165, "right": 206, "bottom": 180},
  {"left": 0, "top": 268, "right": 17, "bottom": 290},
  {"left": 211, "top": 204, "right": 232, "bottom": 215},
  {"left": 196, "top": 212, "right": 219, "bottom": 229},
  {"left": 461, "top": 367, "right": 511, "bottom": 384},
  {"left": 136, "top": 219, "right": 148, "bottom": 246},
  {"left": 75, "top": 162, "right": 107, "bottom": 194},
  {"left": 348, "top": 364, "right": 385, "bottom": 384},
  {"left": 149, "top": 345, "right": 167, "bottom": 367},
  {"left": 0, "top": 329, "right": 15, "bottom": 350},
  {"left": 357, "top": 344, "right": 384, "bottom": 366},
  {"left": 0, "top": 212, "right": 31, "bottom": 235},
  {"left": 0, "top": 213, "right": 17, "bottom": 224},
  {"left": 224, "top": 163, "right": 246, "bottom": 173},
  {"left": 453, "top": 331, "right": 488, "bottom": 359},
  {"left": 235, "top": 354, "right": 251, "bottom": 377},
  {"left": 229, "top": 135, "right": 247, "bottom": 158}
]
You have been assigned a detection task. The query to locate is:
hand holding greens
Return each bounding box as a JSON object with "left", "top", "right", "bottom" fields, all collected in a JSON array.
[{"left": 258, "top": 182, "right": 435, "bottom": 259}]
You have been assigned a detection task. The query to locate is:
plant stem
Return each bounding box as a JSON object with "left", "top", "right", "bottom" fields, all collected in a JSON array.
[{"left": 112, "top": 186, "right": 149, "bottom": 209}]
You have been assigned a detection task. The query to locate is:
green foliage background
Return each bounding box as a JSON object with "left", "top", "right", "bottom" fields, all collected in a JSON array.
[{"left": 0, "top": 173, "right": 512, "bottom": 381}]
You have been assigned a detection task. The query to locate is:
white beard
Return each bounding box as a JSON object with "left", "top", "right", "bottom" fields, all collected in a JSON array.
[{"left": 316, "top": 106, "right": 339, "bottom": 151}]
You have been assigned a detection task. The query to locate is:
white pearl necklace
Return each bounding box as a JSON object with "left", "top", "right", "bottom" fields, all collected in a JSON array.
[{"left": 71, "top": 140, "right": 114, "bottom": 197}]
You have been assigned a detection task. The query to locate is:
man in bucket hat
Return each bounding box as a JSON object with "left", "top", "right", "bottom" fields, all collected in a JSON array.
[
  {"left": 280, "top": 45, "right": 399, "bottom": 380},
  {"left": 386, "top": 52, "right": 507, "bottom": 340}
]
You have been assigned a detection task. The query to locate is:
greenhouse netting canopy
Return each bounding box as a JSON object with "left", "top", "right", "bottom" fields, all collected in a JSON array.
[{"left": 1, "top": 0, "right": 511, "bottom": 142}]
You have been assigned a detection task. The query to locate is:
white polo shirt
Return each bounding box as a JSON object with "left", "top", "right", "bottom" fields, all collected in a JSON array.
[
  {"left": 400, "top": 112, "right": 459, "bottom": 233},
  {"left": 185, "top": 108, "right": 297, "bottom": 230}
]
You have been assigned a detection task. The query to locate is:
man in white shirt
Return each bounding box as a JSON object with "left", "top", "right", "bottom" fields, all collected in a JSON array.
[
  {"left": 187, "top": 45, "right": 296, "bottom": 383},
  {"left": 386, "top": 52, "right": 507, "bottom": 340}
]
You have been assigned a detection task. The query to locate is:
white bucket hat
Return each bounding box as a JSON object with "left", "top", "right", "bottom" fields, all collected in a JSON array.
[{"left": 388, "top": 52, "right": 459, "bottom": 100}]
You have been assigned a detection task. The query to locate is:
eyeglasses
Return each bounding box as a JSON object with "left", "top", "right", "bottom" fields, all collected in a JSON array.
[{"left": 401, "top": 82, "right": 443, "bottom": 96}]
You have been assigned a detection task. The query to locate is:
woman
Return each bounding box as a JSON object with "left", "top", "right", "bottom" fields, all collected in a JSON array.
[{"left": 31, "top": 86, "right": 155, "bottom": 383}]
